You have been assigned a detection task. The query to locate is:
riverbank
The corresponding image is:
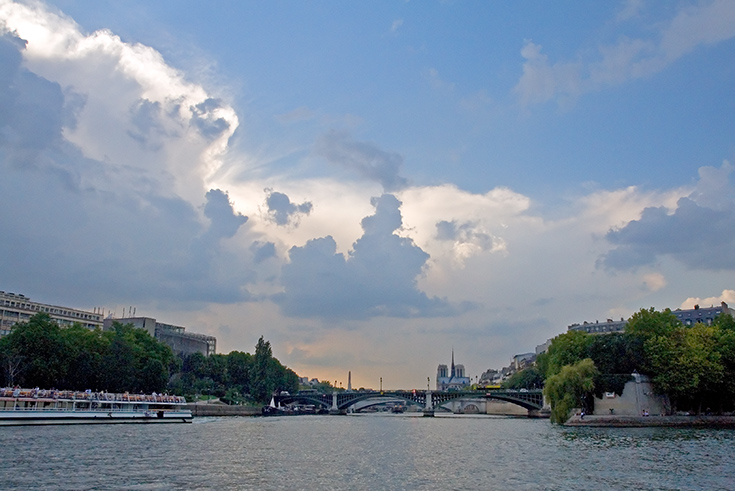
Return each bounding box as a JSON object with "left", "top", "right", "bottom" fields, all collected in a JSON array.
[
  {"left": 565, "top": 414, "right": 735, "bottom": 428},
  {"left": 187, "top": 402, "right": 260, "bottom": 417}
]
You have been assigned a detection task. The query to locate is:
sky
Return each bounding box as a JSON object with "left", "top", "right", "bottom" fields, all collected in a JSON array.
[{"left": 1, "top": 0, "right": 734, "bottom": 390}]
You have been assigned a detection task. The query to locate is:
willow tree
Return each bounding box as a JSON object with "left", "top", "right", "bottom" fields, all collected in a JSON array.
[{"left": 544, "top": 358, "right": 598, "bottom": 424}]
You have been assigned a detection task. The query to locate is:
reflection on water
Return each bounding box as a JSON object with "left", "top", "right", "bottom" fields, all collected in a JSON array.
[{"left": 1, "top": 414, "right": 734, "bottom": 490}]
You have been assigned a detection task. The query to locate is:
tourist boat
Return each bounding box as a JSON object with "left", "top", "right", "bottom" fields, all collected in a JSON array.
[{"left": 0, "top": 388, "right": 192, "bottom": 425}]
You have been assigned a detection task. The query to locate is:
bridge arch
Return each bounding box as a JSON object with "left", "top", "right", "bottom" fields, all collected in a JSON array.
[{"left": 273, "top": 389, "right": 544, "bottom": 415}]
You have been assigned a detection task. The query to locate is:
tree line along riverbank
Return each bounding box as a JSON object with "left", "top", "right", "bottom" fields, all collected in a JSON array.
[
  {"left": 0, "top": 313, "right": 299, "bottom": 406},
  {"left": 511, "top": 308, "right": 735, "bottom": 424}
]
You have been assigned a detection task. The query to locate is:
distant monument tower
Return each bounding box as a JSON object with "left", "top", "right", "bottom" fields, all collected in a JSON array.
[
  {"left": 347, "top": 371, "right": 352, "bottom": 392},
  {"left": 436, "top": 348, "right": 470, "bottom": 391}
]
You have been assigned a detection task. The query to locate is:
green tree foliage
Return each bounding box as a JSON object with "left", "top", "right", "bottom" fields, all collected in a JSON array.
[
  {"left": 585, "top": 333, "right": 640, "bottom": 397},
  {"left": 1, "top": 315, "right": 300, "bottom": 402},
  {"left": 251, "top": 336, "right": 274, "bottom": 403},
  {"left": 715, "top": 314, "right": 735, "bottom": 410},
  {"left": 99, "top": 323, "right": 176, "bottom": 393},
  {"left": 620, "top": 309, "right": 735, "bottom": 413},
  {"left": 59, "top": 324, "right": 109, "bottom": 390},
  {"left": 0, "top": 314, "right": 174, "bottom": 393},
  {"left": 172, "top": 336, "right": 299, "bottom": 404},
  {"left": 531, "top": 309, "right": 735, "bottom": 418},
  {"left": 540, "top": 330, "right": 593, "bottom": 379},
  {"left": 645, "top": 323, "right": 724, "bottom": 413},
  {"left": 227, "top": 351, "right": 252, "bottom": 388},
  {"left": 626, "top": 307, "right": 681, "bottom": 344},
  {"left": 541, "top": 309, "right": 735, "bottom": 415},
  {"left": 544, "top": 358, "right": 598, "bottom": 424},
  {"left": 502, "top": 366, "right": 544, "bottom": 390},
  {"left": 0, "top": 313, "right": 69, "bottom": 388}
]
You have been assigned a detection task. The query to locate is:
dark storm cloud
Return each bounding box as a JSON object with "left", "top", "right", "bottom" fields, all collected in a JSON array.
[
  {"left": 316, "top": 130, "right": 408, "bottom": 192},
  {"left": 202, "top": 189, "right": 248, "bottom": 239},
  {"left": 190, "top": 98, "right": 230, "bottom": 140},
  {"left": 0, "top": 33, "right": 65, "bottom": 164},
  {"left": 601, "top": 197, "right": 735, "bottom": 271},
  {"left": 250, "top": 241, "right": 276, "bottom": 263},
  {"left": 274, "top": 194, "right": 456, "bottom": 320},
  {"left": 0, "top": 33, "right": 254, "bottom": 307},
  {"left": 265, "top": 190, "right": 313, "bottom": 226}
]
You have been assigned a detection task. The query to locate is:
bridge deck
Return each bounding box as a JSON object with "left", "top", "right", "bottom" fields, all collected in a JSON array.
[{"left": 274, "top": 389, "right": 544, "bottom": 412}]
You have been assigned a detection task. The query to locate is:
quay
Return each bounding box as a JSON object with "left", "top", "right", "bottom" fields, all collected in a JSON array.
[
  {"left": 187, "top": 401, "right": 260, "bottom": 417},
  {"left": 565, "top": 414, "right": 735, "bottom": 428}
]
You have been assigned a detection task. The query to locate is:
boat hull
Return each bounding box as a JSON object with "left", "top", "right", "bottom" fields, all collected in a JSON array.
[{"left": 0, "top": 410, "right": 192, "bottom": 425}]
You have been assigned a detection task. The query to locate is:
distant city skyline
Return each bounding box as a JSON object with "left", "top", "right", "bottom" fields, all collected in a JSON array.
[{"left": 1, "top": 0, "right": 734, "bottom": 389}]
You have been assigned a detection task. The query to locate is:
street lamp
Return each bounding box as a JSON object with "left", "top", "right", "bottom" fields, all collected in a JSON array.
[{"left": 380, "top": 377, "right": 382, "bottom": 393}]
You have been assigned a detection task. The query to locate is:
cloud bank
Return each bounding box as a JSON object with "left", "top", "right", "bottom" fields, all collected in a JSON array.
[
  {"left": 275, "top": 194, "right": 456, "bottom": 320},
  {"left": 2, "top": 0, "right": 733, "bottom": 388},
  {"left": 602, "top": 161, "right": 735, "bottom": 271},
  {"left": 0, "top": 7, "right": 249, "bottom": 306}
]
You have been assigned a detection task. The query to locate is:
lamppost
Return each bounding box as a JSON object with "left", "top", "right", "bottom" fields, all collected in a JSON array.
[{"left": 380, "top": 377, "right": 382, "bottom": 393}]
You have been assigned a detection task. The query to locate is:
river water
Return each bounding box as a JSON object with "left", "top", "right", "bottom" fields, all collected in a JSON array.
[{"left": 2, "top": 414, "right": 734, "bottom": 490}]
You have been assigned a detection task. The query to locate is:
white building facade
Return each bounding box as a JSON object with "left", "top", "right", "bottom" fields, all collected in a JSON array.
[{"left": 0, "top": 291, "right": 103, "bottom": 336}]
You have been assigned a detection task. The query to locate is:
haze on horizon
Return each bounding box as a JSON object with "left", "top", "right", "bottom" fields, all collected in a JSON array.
[{"left": 1, "top": 0, "right": 733, "bottom": 389}]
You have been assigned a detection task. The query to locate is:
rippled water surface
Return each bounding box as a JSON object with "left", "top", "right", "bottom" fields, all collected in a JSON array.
[{"left": 2, "top": 414, "right": 734, "bottom": 490}]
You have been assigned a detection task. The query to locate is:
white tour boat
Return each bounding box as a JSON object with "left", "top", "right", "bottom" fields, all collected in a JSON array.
[{"left": 0, "top": 388, "right": 192, "bottom": 425}]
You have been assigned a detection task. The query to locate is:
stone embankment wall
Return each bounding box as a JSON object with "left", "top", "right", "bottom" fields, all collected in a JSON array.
[
  {"left": 593, "top": 373, "right": 669, "bottom": 416},
  {"left": 566, "top": 414, "right": 735, "bottom": 427},
  {"left": 187, "top": 404, "right": 260, "bottom": 417},
  {"left": 485, "top": 399, "right": 528, "bottom": 416},
  {"left": 442, "top": 398, "right": 528, "bottom": 416}
]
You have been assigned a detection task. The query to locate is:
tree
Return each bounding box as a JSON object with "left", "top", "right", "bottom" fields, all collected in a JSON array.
[
  {"left": 502, "top": 366, "right": 544, "bottom": 390},
  {"left": 59, "top": 324, "right": 108, "bottom": 390},
  {"left": 0, "top": 345, "right": 24, "bottom": 387},
  {"left": 0, "top": 313, "right": 69, "bottom": 388},
  {"left": 227, "top": 351, "right": 252, "bottom": 390},
  {"left": 714, "top": 313, "right": 735, "bottom": 332},
  {"left": 169, "top": 337, "right": 299, "bottom": 404},
  {"left": 183, "top": 352, "right": 208, "bottom": 378},
  {"left": 101, "top": 333, "right": 138, "bottom": 392},
  {"left": 251, "top": 336, "right": 274, "bottom": 403},
  {"left": 586, "top": 333, "right": 639, "bottom": 397},
  {"left": 540, "top": 330, "right": 592, "bottom": 379},
  {"left": 646, "top": 323, "right": 723, "bottom": 413},
  {"left": 715, "top": 314, "right": 735, "bottom": 411},
  {"left": 626, "top": 307, "right": 680, "bottom": 344},
  {"left": 98, "top": 322, "right": 174, "bottom": 393},
  {"left": 544, "top": 358, "right": 598, "bottom": 424}
]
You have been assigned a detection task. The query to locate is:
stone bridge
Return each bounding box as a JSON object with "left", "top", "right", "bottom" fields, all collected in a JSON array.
[{"left": 273, "top": 389, "right": 545, "bottom": 417}]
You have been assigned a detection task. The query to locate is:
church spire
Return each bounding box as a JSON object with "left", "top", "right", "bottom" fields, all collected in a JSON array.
[{"left": 451, "top": 347, "right": 455, "bottom": 378}]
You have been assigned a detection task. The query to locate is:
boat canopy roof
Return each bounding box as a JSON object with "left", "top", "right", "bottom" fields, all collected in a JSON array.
[{"left": 0, "top": 388, "right": 186, "bottom": 404}]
